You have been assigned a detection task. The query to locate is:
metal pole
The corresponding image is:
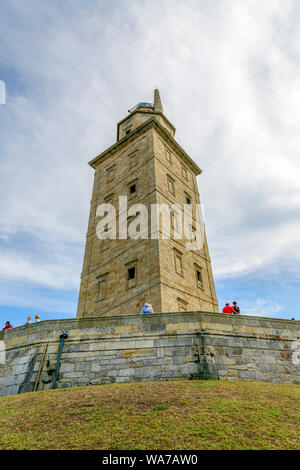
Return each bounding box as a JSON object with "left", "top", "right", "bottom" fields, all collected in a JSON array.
[
  {"left": 34, "top": 342, "right": 48, "bottom": 392},
  {"left": 52, "top": 332, "right": 68, "bottom": 389}
]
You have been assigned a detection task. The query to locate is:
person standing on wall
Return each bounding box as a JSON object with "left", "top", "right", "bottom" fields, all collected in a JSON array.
[
  {"left": 222, "top": 303, "right": 235, "bottom": 314},
  {"left": 141, "top": 303, "right": 153, "bottom": 314},
  {"left": 232, "top": 301, "right": 240, "bottom": 315}
]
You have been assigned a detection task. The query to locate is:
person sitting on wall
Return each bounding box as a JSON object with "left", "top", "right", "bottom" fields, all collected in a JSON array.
[
  {"left": 232, "top": 301, "right": 240, "bottom": 315},
  {"left": 141, "top": 303, "right": 153, "bottom": 314},
  {"left": 222, "top": 303, "right": 235, "bottom": 314},
  {"left": 25, "top": 316, "right": 32, "bottom": 324},
  {"left": 35, "top": 315, "right": 40, "bottom": 322},
  {"left": 2, "top": 321, "right": 13, "bottom": 330}
]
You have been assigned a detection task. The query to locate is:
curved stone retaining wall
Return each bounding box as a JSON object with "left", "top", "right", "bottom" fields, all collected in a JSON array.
[{"left": 0, "top": 312, "right": 299, "bottom": 396}]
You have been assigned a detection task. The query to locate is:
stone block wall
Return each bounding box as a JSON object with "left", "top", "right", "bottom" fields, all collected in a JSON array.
[{"left": 0, "top": 312, "right": 299, "bottom": 397}]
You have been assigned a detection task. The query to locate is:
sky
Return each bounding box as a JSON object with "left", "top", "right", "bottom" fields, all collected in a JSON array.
[{"left": 0, "top": 0, "right": 300, "bottom": 327}]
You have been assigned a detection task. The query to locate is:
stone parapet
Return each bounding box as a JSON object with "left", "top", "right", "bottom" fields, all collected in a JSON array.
[{"left": 0, "top": 312, "right": 299, "bottom": 396}]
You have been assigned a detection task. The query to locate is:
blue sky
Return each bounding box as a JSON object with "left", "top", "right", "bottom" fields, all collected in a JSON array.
[{"left": 0, "top": 0, "right": 300, "bottom": 327}]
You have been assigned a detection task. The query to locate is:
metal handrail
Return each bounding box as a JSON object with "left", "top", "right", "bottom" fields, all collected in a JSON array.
[{"left": 128, "top": 102, "right": 153, "bottom": 113}]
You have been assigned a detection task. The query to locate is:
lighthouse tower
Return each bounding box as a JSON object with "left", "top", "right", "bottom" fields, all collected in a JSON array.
[{"left": 77, "top": 90, "right": 219, "bottom": 317}]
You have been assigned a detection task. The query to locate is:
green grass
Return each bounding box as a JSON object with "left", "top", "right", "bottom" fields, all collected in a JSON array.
[{"left": 0, "top": 380, "right": 299, "bottom": 450}]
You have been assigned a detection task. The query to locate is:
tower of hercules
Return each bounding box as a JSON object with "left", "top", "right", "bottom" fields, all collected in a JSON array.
[{"left": 77, "top": 89, "right": 219, "bottom": 318}]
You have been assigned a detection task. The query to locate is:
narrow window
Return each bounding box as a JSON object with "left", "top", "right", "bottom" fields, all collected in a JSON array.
[
  {"left": 129, "top": 183, "right": 136, "bottom": 195},
  {"left": 170, "top": 210, "right": 180, "bottom": 235},
  {"left": 174, "top": 249, "right": 183, "bottom": 276},
  {"left": 128, "top": 266, "right": 136, "bottom": 280},
  {"left": 125, "top": 260, "right": 138, "bottom": 289},
  {"left": 167, "top": 175, "right": 175, "bottom": 196},
  {"left": 128, "top": 150, "right": 137, "bottom": 169},
  {"left": 98, "top": 280, "right": 106, "bottom": 299},
  {"left": 195, "top": 264, "right": 203, "bottom": 289},
  {"left": 182, "top": 166, "right": 188, "bottom": 180},
  {"left": 96, "top": 274, "right": 108, "bottom": 301},
  {"left": 106, "top": 166, "right": 115, "bottom": 184},
  {"left": 128, "top": 179, "right": 138, "bottom": 198},
  {"left": 177, "top": 298, "right": 188, "bottom": 312},
  {"left": 98, "top": 219, "right": 113, "bottom": 250},
  {"left": 170, "top": 211, "right": 177, "bottom": 230},
  {"left": 185, "top": 193, "right": 191, "bottom": 205},
  {"left": 123, "top": 119, "right": 132, "bottom": 132},
  {"left": 165, "top": 148, "right": 172, "bottom": 163}
]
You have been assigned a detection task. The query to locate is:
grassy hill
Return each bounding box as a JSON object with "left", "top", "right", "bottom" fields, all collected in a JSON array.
[{"left": 0, "top": 380, "right": 299, "bottom": 450}]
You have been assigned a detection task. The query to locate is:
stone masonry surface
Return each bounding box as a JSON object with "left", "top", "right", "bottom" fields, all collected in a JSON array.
[{"left": 0, "top": 312, "right": 299, "bottom": 396}]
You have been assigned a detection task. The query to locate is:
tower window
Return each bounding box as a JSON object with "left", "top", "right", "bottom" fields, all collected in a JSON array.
[
  {"left": 106, "top": 166, "right": 115, "bottom": 184},
  {"left": 177, "top": 298, "right": 188, "bottom": 312},
  {"left": 129, "top": 183, "right": 136, "bottom": 195},
  {"left": 96, "top": 273, "right": 108, "bottom": 301},
  {"left": 174, "top": 249, "right": 183, "bottom": 276},
  {"left": 128, "top": 267, "right": 136, "bottom": 280},
  {"left": 123, "top": 119, "right": 132, "bottom": 132},
  {"left": 182, "top": 166, "right": 188, "bottom": 180},
  {"left": 170, "top": 210, "right": 180, "bottom": 236},
  {"left": 170, "top": 211, "right": 178, "bottom": 231},
  {"left": 167, "top": 175, "right": 175, "bottom": 196},
  {"left": 128, "top": 150, "right": 137, "bottom": 169},
  {"left": 185, "top": 193, "right": 191, "bottom": 205},
  {"left": 165, "top": 148, "right": 172, "bottom": 163},
  {"left": 128, "top": 179, "right": 138, "bottom": 198},
  {"left": 123, "top": 121, "right": 133, "bottom": 136},
  {"left": 194, "top": 264, "right": 203, "bottom": 289},
  {"left": 125, "top": 259, "right": 138, "bottom": 289},
  {"left": 188, "top": 225, "right": 198, "bottom": 248}
]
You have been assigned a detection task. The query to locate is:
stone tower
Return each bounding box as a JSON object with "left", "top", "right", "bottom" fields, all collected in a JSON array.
[{"left": 77, "top": 89, "right": 219, "bottom": 317}]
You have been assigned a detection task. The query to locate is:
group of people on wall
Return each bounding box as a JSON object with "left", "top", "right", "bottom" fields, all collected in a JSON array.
[
  {"left": 2, "top": 303, "right": 242, "bottom": 329},
  {"left": 2, "top": 304, "right": 298, "bottom": 330},
  {"left": 140, "top": 302, "right": 241, "bottom": 315},
  {"left": 2, "top": 315, "right": 40, "bottom": 330},
  {"left": 140, "top": 303, "right": 153, "bottom": 314},
  {"left": 222, "top": 302, "right": 240, "bottom": 315}
]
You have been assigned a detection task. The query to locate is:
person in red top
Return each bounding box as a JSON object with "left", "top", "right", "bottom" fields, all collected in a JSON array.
[
  {"left": 222, "top": 303, "right": 235, "bottom": 314},
  {"left": 2, "top": 321, "right": 13, "bottom": 330}
]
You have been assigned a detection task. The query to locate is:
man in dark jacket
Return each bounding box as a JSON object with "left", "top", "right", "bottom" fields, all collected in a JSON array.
[{"left": 232, "top": 301, "right": 240, "bottom": 315}]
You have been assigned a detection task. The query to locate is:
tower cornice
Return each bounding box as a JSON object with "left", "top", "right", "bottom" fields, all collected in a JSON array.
[
  {"left": 117, "top": 109, "right": 176, "bottom": 141},
  {"left": 89, "top": 117, "right": 202, "bottom": 175}
]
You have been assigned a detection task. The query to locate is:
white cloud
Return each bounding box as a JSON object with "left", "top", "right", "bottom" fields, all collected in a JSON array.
[
  {"left": 0, "top": 285, "right": 75, "bottom": 315},
  {"left": 242, "top": 299, "right": 283, "bottom": 318},
  {"left": 0, "top": 251, "right": 79, "bottom": 289}
]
